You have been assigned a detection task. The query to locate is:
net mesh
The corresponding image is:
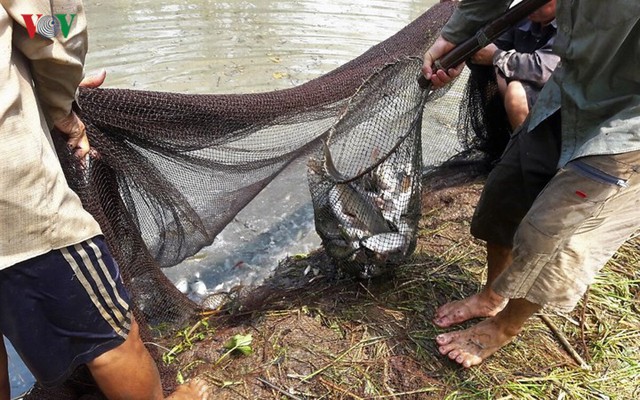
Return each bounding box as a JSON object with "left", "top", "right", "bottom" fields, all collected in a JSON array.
[
  {"left": 24, "top": 2, "right": 508, "bottom": 397},
  {"left": 308, "top": 58, "right": 433, "bottom": 279}
]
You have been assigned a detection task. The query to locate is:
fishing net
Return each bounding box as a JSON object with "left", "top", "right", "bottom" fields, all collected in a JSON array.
[
  {"left": 24, "top": 1, "right": 509, "bottom": 398},
  {"left": 308, "top": 59, "right": 431, "bottom": 279}
]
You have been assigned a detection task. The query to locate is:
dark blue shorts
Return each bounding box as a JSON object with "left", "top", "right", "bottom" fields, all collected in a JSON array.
[
  {"left": 470, "top": 111, "right": 562, "bottom": 247},
  {"left": 0, "top": 236, "right": 132, "bottom": 387}
]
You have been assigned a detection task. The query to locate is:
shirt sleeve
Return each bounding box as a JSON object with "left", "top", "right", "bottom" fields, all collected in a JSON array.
[
  {"left": 2, "top": 0, "right": 87, "bottom": 125},
  {"left": 441, "top": 0, "right": 514, "bottom": 44},
  {"left": 492, "top": 34, "right": 560, "bottom": 86}
]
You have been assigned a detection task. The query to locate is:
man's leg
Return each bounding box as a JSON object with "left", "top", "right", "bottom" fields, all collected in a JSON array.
[
  {"left": 436, "top": 150, "right": 640, "bottom": 368},
  {"left": 0, "top": 238, "right": 209, "bottom": 400},
  {"left": 433, "top": 242, "right": 511, "bottom": 328},
  {"left": 0, "top": 338, "right": 9, "bottom": 400},
  {"left": 434, "top": 113, "right": 561, "bottom": 327},
  {"left": 88, "top": 318, "right": 209, "bottom": 400},
  {"left": 436, "top": 298, "right": 541, "bottom": 368}
]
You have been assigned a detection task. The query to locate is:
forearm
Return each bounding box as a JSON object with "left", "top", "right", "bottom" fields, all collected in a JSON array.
[{"left": 471, "top": 43, "right": 499, "bottom": 66}]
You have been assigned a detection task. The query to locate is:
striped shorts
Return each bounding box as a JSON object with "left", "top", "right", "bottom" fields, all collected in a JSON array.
[{"left": 0, "top": 236, "right": 131, "bottom": 387}]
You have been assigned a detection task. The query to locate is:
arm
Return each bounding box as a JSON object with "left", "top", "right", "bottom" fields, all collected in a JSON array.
[
  {"left": 2, "top": 0, "right": 90, "bottom": 157},
  {"left": 470, "top": 22, "right": 517, "bottom": 66},
  {"left": 470, "top": 43, "right": 499, "bottom": 66},
  {"left": 493, "top": 37, "right": 560, "bottom": 86}
]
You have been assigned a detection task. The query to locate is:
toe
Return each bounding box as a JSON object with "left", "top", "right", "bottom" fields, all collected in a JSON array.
[
  {"left": 433, "top": 316, "right": 449, "bottom": 328},
  {"left": 460, "top": 353, "right": 483, "bottom": 368},
  {"left": 435, "top": 333, "right": 453, "bottom": 345}
]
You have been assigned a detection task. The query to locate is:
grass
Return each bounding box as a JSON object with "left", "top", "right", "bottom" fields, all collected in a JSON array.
[{"left": 159, "top": 181, "right": 640, "bottom": 399}]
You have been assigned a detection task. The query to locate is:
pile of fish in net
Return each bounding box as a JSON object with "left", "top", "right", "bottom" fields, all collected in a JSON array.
[
  {"left": 26, "top": 1, "right": 511, "bottom": 398},
  {"left": 308, "top": 59, "right": 429, "bottom": 279}
]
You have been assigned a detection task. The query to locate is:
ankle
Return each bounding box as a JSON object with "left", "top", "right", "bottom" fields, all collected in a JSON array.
[
  {"left": 479, "top": 287, "right": 506, "bottom": 306},
  {"left": 492, "top": 299, "right": 539, "bottom": 337},
  {"left": 500, "top": 318, "right": 525, "bottom": 337}
]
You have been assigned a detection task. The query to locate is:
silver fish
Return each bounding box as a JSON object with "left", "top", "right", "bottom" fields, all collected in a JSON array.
[
  {"left": 201, "top": 291, "right": 232, "bottom": 310},
  {"left": 317, "top": 139, "right": 417, "bottom": 277},
  {"left": 174, "top": 277, "right": 189, "bottom": 294},
  {"left": 322, "top": 139, "right": 391, "bottom": 237},
  {"left": 328, "top": 184, "right": 390, "bottom": 238},
  {"left": 189, "top": 272, "right": 208, "bottom": 298},
  {"left": 360, "top": 232, "right": 409, "bottom": 255}
]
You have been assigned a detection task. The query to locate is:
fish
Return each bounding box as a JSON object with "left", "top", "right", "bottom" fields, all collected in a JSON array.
[
  {"left": 327, "top": 184, "right": 390, "bottom": 239},
  {"left": 360, "top": 232, "right": 409, "bottom": 255},
  {"left": 189, "top": 272, "right": 208, "bottom": 298},
  {"left": 201, "top": 291, "right": 233, "bottom": 310},
  {"left": 313, "top": 139, "right": 418, "bottom": 277},
  {"left": 374, "top": 162, "right": 414, "bottom": 224},
  {"left": 174, "top": 277, "right": 189, "bottom": 294},
  {"left": 320, "top": 139, "right": 392, "bottom": 236}
]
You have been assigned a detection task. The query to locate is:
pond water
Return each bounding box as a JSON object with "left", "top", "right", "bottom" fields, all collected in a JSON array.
[{"left": 8, "top": 0, "right": 440, "bottom": 396}]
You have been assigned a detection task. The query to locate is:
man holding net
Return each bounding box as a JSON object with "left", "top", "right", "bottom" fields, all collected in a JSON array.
[
  {"left": 0, "top": 1, "right": 208, "bottom": 398},
  {"left": 422, "top": 0, "right": 640, "bottom": 368}
]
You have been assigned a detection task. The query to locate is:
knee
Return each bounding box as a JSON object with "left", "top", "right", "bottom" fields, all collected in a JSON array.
[
  {"left": 504, "top": 82, "right": 528, "bottom": 113},
  {"left": 89, "top": 317, "right": 147, "bottom": 369}
]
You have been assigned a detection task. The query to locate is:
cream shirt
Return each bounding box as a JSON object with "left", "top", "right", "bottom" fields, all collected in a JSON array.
[{"left": 0, "top": 0, "right": 101, "bottom": 269}]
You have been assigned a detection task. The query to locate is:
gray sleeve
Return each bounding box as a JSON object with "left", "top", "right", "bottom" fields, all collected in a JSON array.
[
  {"left": 492, "top": 38, "right": 560, "bottom": 86},
  {"left": 4, "top": 0, "right": 88, "bottom": 124}
]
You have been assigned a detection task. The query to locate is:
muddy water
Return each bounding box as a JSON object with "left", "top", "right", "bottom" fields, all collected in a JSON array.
[
  {"left": 9, "top": 0, "right": 439, "bottom": 395},
  {"left": 84, "top": 0, "right": 436, "bottom": 93}
]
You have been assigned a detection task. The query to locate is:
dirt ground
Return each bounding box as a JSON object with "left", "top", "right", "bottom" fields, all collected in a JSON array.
[
  {"left": 29, "top": 173, "right": 636, "bottom": 399},
  {"left": 162, "top": 176, "right": 587, "bottom": 399}
]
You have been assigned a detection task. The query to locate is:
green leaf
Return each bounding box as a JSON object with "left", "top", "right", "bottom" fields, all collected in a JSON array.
[
  {"left": 236, "top": 344, "right": 253, "bottom": 355},
  {"left": 176, "top": 371, "right": 185, "bottom": 385},
  {"left": 224, "top": 333, "right": 253, "bottom": 351}
]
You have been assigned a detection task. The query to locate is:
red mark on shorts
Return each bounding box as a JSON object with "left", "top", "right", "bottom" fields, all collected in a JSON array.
[{"left": 575, "top": 190, "right": 587, "bottom": 198}]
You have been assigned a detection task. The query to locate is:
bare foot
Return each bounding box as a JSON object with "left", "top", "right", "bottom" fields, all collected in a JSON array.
[
  {"left": 167, "top": 378, "right": 210, "bottom": 400},
  {"left": 433, "top": 290, "right": 507, "bottom": 328},
  {"left": 435, "top": 317, "right": 518, "bottom": 368}
]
